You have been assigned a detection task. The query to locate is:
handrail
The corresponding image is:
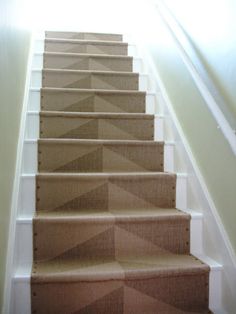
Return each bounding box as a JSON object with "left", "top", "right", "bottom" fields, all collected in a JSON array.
[{"left": 154, "top": 0, "right": 236, "bottom": 156}]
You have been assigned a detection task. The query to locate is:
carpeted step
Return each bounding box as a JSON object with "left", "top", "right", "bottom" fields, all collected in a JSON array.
[
  {"left": 33, "top": 208, "right": 190, "bottom": 263},
  {"left": 31, "top": 253, "right": 209, "bottom": 314},
  {"left": 40, "top": 112, "right": 154, "bottom": 140},
  {"left": 38, "top": 139, "right": 164, "bottom": 173},
  {"left": 31, "top": 30, "right": 211, "bottom": 313},
  {"left": 45, "top": 31, "right": 123, "bottom": 42},
  {"left": 45, "top": 38, "right": 128, "bottom": 55},
  {"left": 36, "top": 172, "right": 176, "bottom": 213},
  {"left": 42, "top": 69, "right": 139, "bottom": 90},
  {"left": 43, "top": 52, "right": 133, "bottom": 72},
  {"left": 41, "top": 88, "right": 146, "bottom": 113}
]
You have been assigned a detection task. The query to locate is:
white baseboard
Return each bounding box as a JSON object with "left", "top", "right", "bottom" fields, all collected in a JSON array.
[{"left": 2, "top": 33, "right": 34, "bottom": 314}]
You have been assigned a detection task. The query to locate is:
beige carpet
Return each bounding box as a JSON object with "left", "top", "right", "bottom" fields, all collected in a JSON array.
[
  {"left": 43, "top": 53, "right": 133, "bottom": 72},
  {"left": 31, "top": 31, "right": 211, "bottom": 313}
]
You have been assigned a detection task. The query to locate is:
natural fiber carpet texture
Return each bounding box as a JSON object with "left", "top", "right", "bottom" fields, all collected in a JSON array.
[
  {"left": 31, "top": 31, "right": 210, "bottom": 313},
  {"left": 44, "top": 53, "right": 133, "bottom": 72}
]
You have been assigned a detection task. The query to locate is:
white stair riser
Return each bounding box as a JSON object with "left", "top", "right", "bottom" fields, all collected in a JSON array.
[
  {"left": 30, "top": 70, "right": 149, "bottom": 91},
  {"left": 32, "top": 53, "right": 143, "bottom": 73},
  {"left": 133, "top": 58, "right": 143, "bottom": 72},
  {"left": 25, "top": 113, "right": 39, "bottom": 139},
  {"left": 32, "top": 54, "right": 43, "bottom": 68},
  {"left": 139, "top": 74, "right": 148, "bottom": 91},
  {"left": 154, "top": 116, "right": 164, "bottom": 141},
  {"left": 34, "top": 39, "right": 44, "bottom": 53},
  {"left": 190, "top": 215, "right": 203, "bottom": 254},
  {"left": 18, "top": 176, "right": 35, "bottom": 217},
  {"left": 146, "top": 93, "right": 156, "bottom": 114},
  {"left": 128, "top": 44, "right": 138, "bottom": 57},
  {"left": 11, "top": 280, "right": 31, "bottom": 314},
  {"left": 28, "top": 89, "right": 156, "bottom": 112},
  {"left": 164, "top": 144, "right": 174, "bottom": 172},
  {"left": 22, "top": 142, "right": 37, "bottom": 174},
  {"left": 15, "top": 221, "right": 32, "bottom": 269},
  {"left": 176, "top": 174, "right": 187, "bottom": 209},
  {"left": 28, "top": 90, "right": 40, "bottom": 111},
  {"left": 209, "top": 268, "right": 222, "bottom": 311}
]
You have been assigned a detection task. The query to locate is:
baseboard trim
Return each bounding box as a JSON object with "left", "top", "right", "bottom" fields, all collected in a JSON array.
[{"left": 2, "top": 34, "right": 34, "bottom": 314}]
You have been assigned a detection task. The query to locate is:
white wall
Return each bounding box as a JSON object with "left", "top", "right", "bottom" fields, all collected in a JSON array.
[{"left": 0, "top": 0, "right": 31, "bottom": 310}]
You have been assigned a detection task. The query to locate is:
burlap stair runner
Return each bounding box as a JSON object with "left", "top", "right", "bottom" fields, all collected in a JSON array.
[
  {"left": 40, "top": 112, "right": 154, "bottom": 140},
  {"left": 44, "top": 53, "right": 133, "bottom": 72},
  {"left": 38, "top": 139, "right": 164, "bottom": 172},
  {"left": 45, "top": 31, "right": 123, "bottom": 41},
  {"left": 45, "top": 38, "right": 128, "bottom": 55},
  {"left": 31, "top": 31, "right": 211, "bottom": 313},
  {"left": 42, "top": 69, "right": 139, "bottom": 90},
  {"left": 41, "top": 88, "right": 146, "bottom": 113}
]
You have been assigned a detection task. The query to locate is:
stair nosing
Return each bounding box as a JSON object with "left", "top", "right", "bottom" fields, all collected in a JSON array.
[
  {"left": 34, "top": 210, "right": 190, "bottom": 223},
  {"left": 38, "top": 138, "right": 164, "bottom": 145},
  {"left": 36, "top": 172, "right": 176, "bottom": 179},
  {"left": 40, "top": 111, "right": 154, "bottom": 119},
  {"left": 43, "top": 52, "right": 133, "bottom": 59},
  {"left": 45, "top": 38, "right": 128, "bottom": 46},
  {"left": 24, "top": 172, "right": 187, "bottom": 179},
  {"left": 40, "top": 87, "right": 146, "bottom": 94},
  {"left": 31, "top": 258, "right": 210, "bottom": 284},
  {"left": 42, "top": 68, "right": 138, "bottom": 76},
  {"left": 16, "top": 209, "right": 204, "bottom": 223}
]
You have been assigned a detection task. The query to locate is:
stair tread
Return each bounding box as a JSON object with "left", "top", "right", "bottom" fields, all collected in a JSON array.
[
  {"left": 34, "top": 207, "right": 189, "bottom": 221},
  {"left": 40, "top": 111, "right": 154, "bottom": 119},
  {"left": 32, "top": 253, "right": 209, "bottom": 283}
]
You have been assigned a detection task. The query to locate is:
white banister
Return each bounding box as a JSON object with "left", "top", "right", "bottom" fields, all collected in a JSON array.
[{"left": 154, "top": 0, "right": 236, "bottom": 156}]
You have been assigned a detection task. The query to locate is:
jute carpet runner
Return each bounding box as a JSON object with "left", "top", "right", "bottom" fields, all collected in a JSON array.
[{"left": 31, "top": 31, "right": 211, "bottom": 313}]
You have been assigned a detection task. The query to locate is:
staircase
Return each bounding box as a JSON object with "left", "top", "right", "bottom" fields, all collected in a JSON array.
[{"left": 31, "top": 31, "right": 211, "bottom": 313}]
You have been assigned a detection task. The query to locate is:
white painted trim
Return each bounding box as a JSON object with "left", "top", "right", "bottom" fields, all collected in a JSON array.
[
  {"left": 2, "top": 34, "right": 34, "bottom": 314},
  {"left": 155, "top": 0, "right": 236, "bottom": 155}
]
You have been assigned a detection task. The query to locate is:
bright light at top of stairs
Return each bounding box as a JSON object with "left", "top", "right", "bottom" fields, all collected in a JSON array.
[{"left": 17, "top": 0, "right": 157, "bottom": 36}]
